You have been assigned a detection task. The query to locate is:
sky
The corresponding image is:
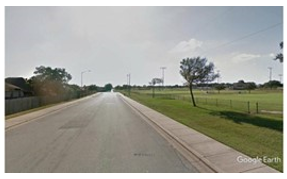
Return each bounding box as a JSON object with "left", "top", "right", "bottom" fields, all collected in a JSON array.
[{"left": 5, "top": 6, "right": 283, "bottom": 86}]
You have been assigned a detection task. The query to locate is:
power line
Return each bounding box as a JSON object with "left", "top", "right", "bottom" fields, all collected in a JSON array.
[
  {"left": 191, "top": 7, "right": 234, "bottom": 37},
  {"left": 202, "top": 22, "right": 283, "bottom": 55}
]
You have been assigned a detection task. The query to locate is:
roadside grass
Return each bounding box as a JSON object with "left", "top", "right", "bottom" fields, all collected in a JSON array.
[
  {"left": 131, "top": 89, "right": 283, "bottom": 112},
  {"left": 132, "top": 88, "right": 283, "bottom": 104},
  {"left": 122, "top": 91, "right": 283, "bottom": 172}
]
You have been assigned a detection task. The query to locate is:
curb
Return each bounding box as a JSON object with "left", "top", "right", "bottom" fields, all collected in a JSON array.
[
  {"left": 120, "top": 94, "right": 221, "bottom": 172},
  {"left": 119, "top": 94, "right": 280, "bottom": 173}
]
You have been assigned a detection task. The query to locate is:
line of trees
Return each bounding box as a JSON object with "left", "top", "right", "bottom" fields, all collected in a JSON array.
[
  {"left": 25, "top": 66, "right": 113, "bottom": 97},
  {"left": 28, "top": 66, "right": 74, "bottom": 96},
  {"left": 114, "top": 80, "right": 283, "bottom": 91}
]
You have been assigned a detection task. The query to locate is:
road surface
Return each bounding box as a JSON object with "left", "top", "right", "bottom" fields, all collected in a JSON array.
[{"left": 6, "top": 92, "right": 197, "bottom": 173}]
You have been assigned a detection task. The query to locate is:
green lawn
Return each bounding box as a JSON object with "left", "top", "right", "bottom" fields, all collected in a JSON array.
[
  {"left": 130, "top": 88, "right": 283, "bottom": 112},
  {"left": 120, "top": 90, "right": 283, "bottom": 172},
  {"left": 132, "top": 88, "right": 283, "bottom": 104}
]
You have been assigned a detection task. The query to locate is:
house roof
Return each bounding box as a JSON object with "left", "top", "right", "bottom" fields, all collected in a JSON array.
[
  {"left": 5, "top": 77, "right": 32, "bottom": 92},
  {"left": 5, "top": 83, "right": 21, "bottom": 91}
]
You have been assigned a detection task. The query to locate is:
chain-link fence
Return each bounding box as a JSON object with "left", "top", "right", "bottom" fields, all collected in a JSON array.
[{"left": 125, "top": 91, "right": 282, "bottom": 114}]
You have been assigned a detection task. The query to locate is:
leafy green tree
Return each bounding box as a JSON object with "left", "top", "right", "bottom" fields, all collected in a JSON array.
[
  {"left": 87, "top": 84, "right": 98, "bottom": 91},
  {"left": 65, "top": 84, "right": 81, "bottom": 98},
  {"left": 29, "top": 66, "right": 72, "bottom": 96},
  {"left": 114, "top": 85, "right": 123, "bottom": 90},
  {"left": 246, "top": 82, "right": 257, "bottom": 93},
  {"left": 180, "top": 57, "right": 219, "bottom": 107},
  {"left": 214, "top": 84, "right": 226, "bottom": 93},
  {"left": 104, "top": 83, "right": 113, "bottom": 92},
  {"left": 33, "top": 66, "right": 72, "bottom": 83},
  {"left": 263, "top": 80, "right": 283, "bottom": 89}
]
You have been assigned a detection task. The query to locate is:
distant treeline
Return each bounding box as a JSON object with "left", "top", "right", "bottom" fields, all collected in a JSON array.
[
  {"left": 5, "top": 66, "right": 114, "bottom": 100},
  {"left": 114, "top": 80, "right": 283, "bottom": 91}
]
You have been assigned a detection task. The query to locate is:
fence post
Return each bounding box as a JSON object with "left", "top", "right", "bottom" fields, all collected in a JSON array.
[
  {"left": 247, "top": 101, "right": 250, "bottom": 114},
  {"left": 256, "top": 102, "right": 259, "bottom": 114}
]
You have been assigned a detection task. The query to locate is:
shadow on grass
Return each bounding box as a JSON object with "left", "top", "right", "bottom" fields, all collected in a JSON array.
[
  {"left": 210, "top": 111, "right": 283, "bottom": 132},
  {"left": 196, "top": 106, "right": 215, "bottom": 112}
]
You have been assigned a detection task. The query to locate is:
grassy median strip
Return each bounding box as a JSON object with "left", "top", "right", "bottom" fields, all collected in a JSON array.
[{"left": 123, "top": 92, "right": 283, "bottom": 172}]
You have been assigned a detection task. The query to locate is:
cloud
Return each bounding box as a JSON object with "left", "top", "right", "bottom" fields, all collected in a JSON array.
[
  {"left": 169, "top": 38, "right": 203, "bottom": 53},
  {"left": 231, "top": 53, "right": 261, "bottom": 63}
]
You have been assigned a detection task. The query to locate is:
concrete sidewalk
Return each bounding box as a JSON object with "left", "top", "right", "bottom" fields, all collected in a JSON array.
[
  {"left": 5, "top": 93, "right": 101, "bottom": 130},
  {"left": 120, "top": 94, "right": 280, "bottom": 173}
]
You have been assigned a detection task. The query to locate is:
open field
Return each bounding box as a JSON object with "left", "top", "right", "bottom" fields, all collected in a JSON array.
[
  {"left": 130, "top": 88, "right": 283, "bottom": 104},
  {"left": 119, "top": 89, "right": 283, "bottom": 171},
  {"left": 129, "top": 88, "right": 283, "bottom": 114}
]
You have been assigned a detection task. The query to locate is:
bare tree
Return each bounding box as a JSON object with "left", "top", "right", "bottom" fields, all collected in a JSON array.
[{"left": 180, "top": 57, "right": 219, "bottom": 107}]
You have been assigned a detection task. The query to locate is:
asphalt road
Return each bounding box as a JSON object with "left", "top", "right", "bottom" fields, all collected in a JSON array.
[{"left": 5, "top": 92, "right": 197, "bottom": 173}]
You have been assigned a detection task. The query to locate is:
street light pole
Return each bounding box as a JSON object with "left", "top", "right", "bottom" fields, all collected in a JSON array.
[{"left": 127, "top": 73, "right": 131, "bottom": 96}]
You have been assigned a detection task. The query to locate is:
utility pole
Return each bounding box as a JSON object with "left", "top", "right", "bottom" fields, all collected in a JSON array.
[
  {"left": 160, "top": 67, "right": 166, "bottom": 88},
  {"left": 127, "top": 73, "right": 131, "bottom": 96},
  {"left": 129, "top": 73, "right": 131, "bottom": 96},
  {"left": 268, "top": 67, "right": 272, "bottom": 81},
  {"left": 127, "top": 74, "right": 129, "bottom": 94}
]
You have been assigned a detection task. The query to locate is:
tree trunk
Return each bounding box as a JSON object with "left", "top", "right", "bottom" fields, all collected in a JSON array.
[{"left": 189, "top": 84, "right": 196, "bottom": 107}]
